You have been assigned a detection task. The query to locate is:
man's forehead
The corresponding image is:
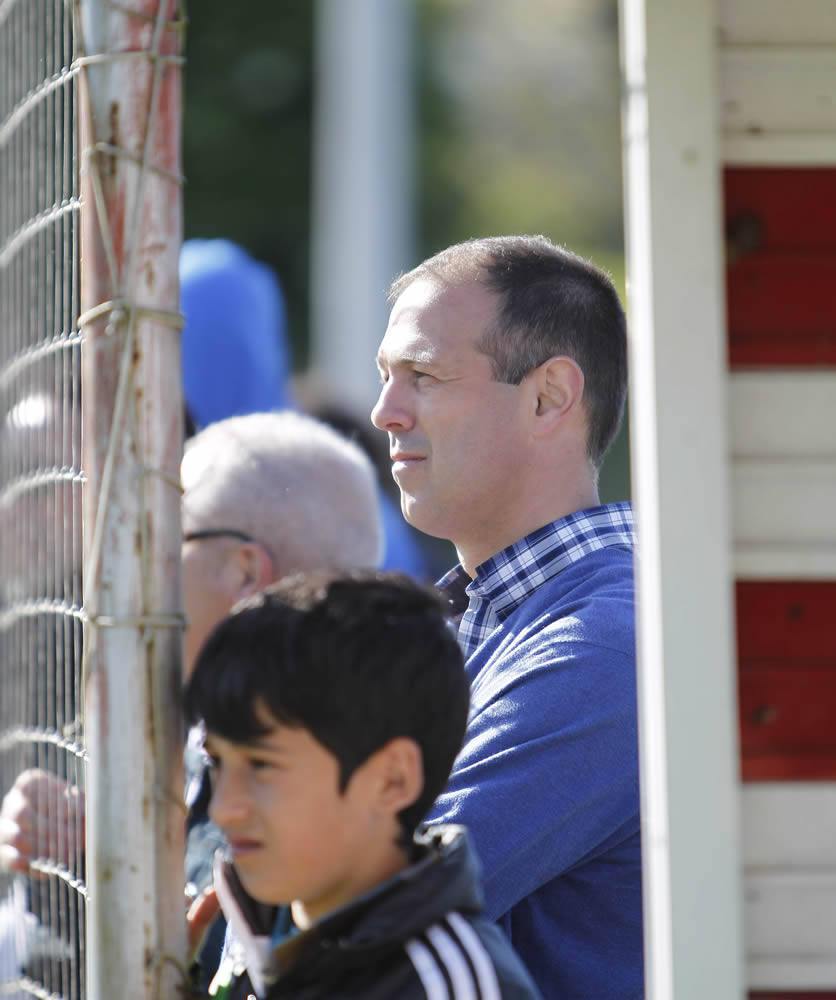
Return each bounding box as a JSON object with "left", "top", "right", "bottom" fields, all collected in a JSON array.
[
  {"left": 376, "top": 328, "right": 436, "bottom": 368},
  {"left": 380, "top": 278, "right": 496, "bottom": 361}
]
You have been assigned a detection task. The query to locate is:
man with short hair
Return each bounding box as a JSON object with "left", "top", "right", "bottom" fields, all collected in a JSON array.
[{"left": 371, "top": 235, "right": 641, "bottom": 999}]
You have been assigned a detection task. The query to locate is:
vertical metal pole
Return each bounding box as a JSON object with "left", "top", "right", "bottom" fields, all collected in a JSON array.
[
  {"left": 310, "top": 0, "right": 415, "bottom": 417},
  {"left": 76, "top": 2, "right": 186, "bottom": 999},
  {"left": 619, "top": 0, "right": 745, "bottom": 997}
]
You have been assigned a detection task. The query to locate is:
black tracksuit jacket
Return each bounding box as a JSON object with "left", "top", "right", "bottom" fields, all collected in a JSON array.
[{"left": 204, "top": 824, "right": 542, "bottom": 1000}]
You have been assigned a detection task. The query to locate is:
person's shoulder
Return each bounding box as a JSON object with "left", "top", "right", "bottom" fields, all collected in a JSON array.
[
  {"left": 464, "top": 550, "right": 636, "bottom": 712},
  {"left": 509, "top": 551, "right": 635, "bottom": 653},
  {"left": 536, "top": 543, "right": 634, "bottom": 604},
  {"left": 403, "top": 908, "right": 543, "bottom": 1000},
  {"left": 374, "top": 827, "right": 542, "bottom": 999}
]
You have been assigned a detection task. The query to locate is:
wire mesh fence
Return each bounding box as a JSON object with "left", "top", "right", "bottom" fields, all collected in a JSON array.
[
  {"left": 2, "top": 2, "right": 186, "bottom": 998},
  {"left": 0, "top": 1, "right": 85, "bottom": 999}
]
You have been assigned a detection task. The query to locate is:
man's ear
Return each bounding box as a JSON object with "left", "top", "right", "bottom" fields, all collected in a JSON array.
[
  {"left": 234, "top": 542, "right": 275, "bottom": 597},
  {"left": 371, "top": 737, "right": 424, "bottom": 816},
  {"left": 531, "top": 356, "right": 585, "bottom": 432}
]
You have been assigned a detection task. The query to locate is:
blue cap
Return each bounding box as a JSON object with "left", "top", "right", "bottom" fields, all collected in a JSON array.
[{"left": 180, "top": 239, "right": 293, "bottom": 429}]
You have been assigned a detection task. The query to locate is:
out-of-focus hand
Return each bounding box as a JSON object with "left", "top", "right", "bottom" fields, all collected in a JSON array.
[
  {"left": 186, "top": 885, "right": 220, "bottom": 960},
  {"left": 0, "top": 769, "right": 85, "bottom": 876}
]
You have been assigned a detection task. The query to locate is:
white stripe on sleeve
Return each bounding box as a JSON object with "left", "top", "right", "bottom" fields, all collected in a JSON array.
[
  {"left": 405, "top": 937, "right": 451, "bottom": 1000},
  {"left": 426, "top": 924, "right": 478, "bottom": 1000},
  {"left": 446, "top": 912, "right": 502, "bottom": 1000}
]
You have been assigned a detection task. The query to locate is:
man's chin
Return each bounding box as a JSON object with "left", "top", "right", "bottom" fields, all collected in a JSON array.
[
  {"left": 399, "top": 493, "right": 425, "bottom": 529},
  {"left": 400, "top": 498, "right": 452, "bottom": 543}
]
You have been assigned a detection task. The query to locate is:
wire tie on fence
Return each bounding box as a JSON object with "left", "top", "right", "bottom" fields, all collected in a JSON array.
[
  {"left": 137, "top": 306, "right": 185, "bottom": 329},
  {"left": 142, "top": 465, "right": 186, "bottom": 493},
  {"left": 0, "top": 726, "right": 88, "bottom": 760},
  {"left": 77, "top": 301, "right": 184, "bottom": 332},
  {"left": 29, "top": 859, "right": 89, "bottom": 898},
  {"left": 90, "top": 141, "right": 185, "bottom": 184},
  {"left": 3, "top": 974, "right": 68, "bottom": 1000},
  {"left": 107, "top": 307, "right": 128, "bottom": 336},
  {"left": 88, "top": 612, "right": 186, "bottom": 629},
  {"left": 155, "top": 952, "right": 196, "bottom": 1000},
  {"left": 74, "top": 51, "right": 185, "bottom": 69},
  {"left": 77, "top": 299, "right": 125, "bottom": 329},
  {"left": 158, "top": 783, "right": 190, "bottom": 816}
]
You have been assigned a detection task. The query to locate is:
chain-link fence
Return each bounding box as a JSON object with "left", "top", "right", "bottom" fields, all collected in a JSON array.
[
  {"left": 0, "top": 1, "right": 85, "bottom": 998},
  {"left": 2, "top": 3, "right": 186, "bottom": 998}
]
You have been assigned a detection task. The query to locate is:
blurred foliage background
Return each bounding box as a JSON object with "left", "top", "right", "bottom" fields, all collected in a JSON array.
[{"left": 182, "top": 0, "right": 630, "bottom": 506}]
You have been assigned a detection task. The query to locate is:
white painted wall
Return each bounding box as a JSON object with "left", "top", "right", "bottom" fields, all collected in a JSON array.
[
  {"left": 742, "top": 784, "right": 836, "bottom": 988},
  {"left": 719, "top": 0, "right": 836, "bottom": 165},
  {"left": 730, "top": 372, "right": 836, "bottom": 578}
]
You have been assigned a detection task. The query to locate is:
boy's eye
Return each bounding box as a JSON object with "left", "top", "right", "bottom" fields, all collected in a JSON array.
[{"left": 246, "top": 757, "right": 274, "bottom": 772}]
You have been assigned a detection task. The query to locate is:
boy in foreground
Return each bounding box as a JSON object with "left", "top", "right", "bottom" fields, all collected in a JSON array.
[{"left": 184, "top": 570, "right": 541, "bottom": 1000}]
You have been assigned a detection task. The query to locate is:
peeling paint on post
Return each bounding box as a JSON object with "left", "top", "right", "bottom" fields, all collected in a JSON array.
[{"left": 76, "top": 2, "right": 187, "bottom": 999}]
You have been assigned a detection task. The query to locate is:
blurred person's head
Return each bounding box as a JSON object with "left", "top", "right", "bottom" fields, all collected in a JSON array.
[
  {"left": 180, "top": 239, "right": 293, "bottom": 434},
  {"left": 372, "top": 235, "right": 627, "bottom": 574},
  {"left": 293, "top": 386, "right": 434, "bottom": 581},
  {"left": 180, "top": 411, "right": 383, "bottom": 676},
  {"left": 0, "top": 382, "right": 82, "bottom": 601},
  {"left": 183, "top": 569, "right": 469, "bottom": 923}
]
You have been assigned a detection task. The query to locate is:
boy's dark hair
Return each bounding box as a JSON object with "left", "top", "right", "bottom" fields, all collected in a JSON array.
[
  {"left": 390, "top": 234, "right": 628, "bottom": 470},
  {"left": 183, "top": 570, "right": 469, "bottom": 842}
]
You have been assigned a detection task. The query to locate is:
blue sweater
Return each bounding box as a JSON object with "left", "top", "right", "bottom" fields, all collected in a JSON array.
[{"left": 428, "top": 546, "right": 642, "bottom": 999}]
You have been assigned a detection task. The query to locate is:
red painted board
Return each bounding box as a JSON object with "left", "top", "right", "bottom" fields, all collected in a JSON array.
[
  {"left": 726, "top": 168, "right": 836, "bottom": 252},
  {"left": 727, "top": 255, "right": 836, "bottom": 366},
  {"left": 736, "top": 581, "right": 836, "bottom": 781},
  {"left": 739, "top": 665, "right": 836, "bottom": 752},
  {"left": 736, "top": 582, "right": 836, "bottom": 663},
  {"left": 724, "top": 168, "right": 836, "bottom": 366},
  {"left": 750, "top": 995, "right": 836, "bottom": 1000}
]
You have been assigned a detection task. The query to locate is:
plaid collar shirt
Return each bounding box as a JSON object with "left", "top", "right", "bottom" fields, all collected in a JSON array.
[{"left": 438, "top": 502, "right": 636, "bottom": 662}]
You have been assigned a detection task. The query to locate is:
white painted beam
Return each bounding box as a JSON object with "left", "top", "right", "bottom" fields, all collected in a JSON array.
[
  {"left": 619, "top": 1, "right": 745, "bottom": 997},
  {"left": 309, "top": 0, "right": 415, "bottom": 418}
]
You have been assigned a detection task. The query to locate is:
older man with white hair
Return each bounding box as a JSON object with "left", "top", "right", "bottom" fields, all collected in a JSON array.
[{"left": 0, "top": 408, "right": 384, "bottom": 907}]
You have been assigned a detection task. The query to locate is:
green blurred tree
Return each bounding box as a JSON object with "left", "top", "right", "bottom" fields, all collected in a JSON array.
[{"left": 183, "top": 2, "right": 314, "bottom": 366}]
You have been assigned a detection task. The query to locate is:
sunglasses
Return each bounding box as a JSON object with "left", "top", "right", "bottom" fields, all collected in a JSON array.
[{"left": 182, "top": 529, "right": 256, "bottom": 544}]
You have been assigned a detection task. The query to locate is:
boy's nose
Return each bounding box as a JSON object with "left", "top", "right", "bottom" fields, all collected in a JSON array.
[{"left": 208, "top": 769, "right": 249, "bottom": 829}]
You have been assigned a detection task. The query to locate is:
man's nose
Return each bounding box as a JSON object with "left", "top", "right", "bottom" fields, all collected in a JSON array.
[{"left": 370, "top": 378, "right": 414, "bottom": 433}]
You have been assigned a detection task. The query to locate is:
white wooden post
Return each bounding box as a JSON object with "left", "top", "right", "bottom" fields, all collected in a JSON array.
[{"left": 619, "top": 0, "right": 745, "bottom": 996}]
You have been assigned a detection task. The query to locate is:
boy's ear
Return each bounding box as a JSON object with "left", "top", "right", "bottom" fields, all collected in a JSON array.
[{"left": 372, "top": 737, "right": 424, "bottom": 816}]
